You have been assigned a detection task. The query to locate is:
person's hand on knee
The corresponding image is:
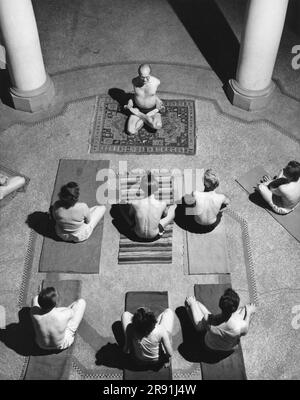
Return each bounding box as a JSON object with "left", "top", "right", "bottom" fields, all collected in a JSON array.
[{"left": 185, "top": 296, "right": 197, "bottom": 307}]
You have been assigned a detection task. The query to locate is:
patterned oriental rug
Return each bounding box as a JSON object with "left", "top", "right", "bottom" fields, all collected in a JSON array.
[{"left": 90, "top": 96, "right": 196, "bottom": 154}]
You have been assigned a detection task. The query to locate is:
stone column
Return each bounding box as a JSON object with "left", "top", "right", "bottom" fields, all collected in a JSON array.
[
  {"left": 0, "top": 0, "right": 55, "bottom": 112},
  {"left": 226, "top": 0, "right": 289, "bottom": 111}
]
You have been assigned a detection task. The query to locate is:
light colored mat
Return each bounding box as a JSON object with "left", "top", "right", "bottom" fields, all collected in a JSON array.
[{"left": 186, "top": 222, "right": 230, "bottom": 275}]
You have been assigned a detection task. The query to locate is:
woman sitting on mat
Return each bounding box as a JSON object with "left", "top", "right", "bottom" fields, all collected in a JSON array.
[
  {"left": 185, "top": 289, "right": 256, "bottom": 352},
  {"left": 0, "top": 173, "right": 26, "bottom": 200},
  {"left": 257, "top": 160, "right": 300, "bottom": 215},
  {"left": 184, "top": 169, "right": 230, "bottom": 233},
  {"left": 122, "top": 307, "right": 174, "bottom": 367},
  {"left": 122, "top": 172, "right": 177, "bottom": 241},
  {"left": 52, "top": 181, "right": 106, "bottom": 242}
]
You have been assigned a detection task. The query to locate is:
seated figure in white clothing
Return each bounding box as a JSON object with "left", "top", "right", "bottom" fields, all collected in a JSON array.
[
  {"left": 0, "top": 173, "right": 26, "bottom": 200},
  {"left": 122, "top": 307, "right": 174, "bottom": 367},
  {"left": 257, "top": 160, "right": 300, "bottom": 215},
  {"left": 52, "top": 181, "right": 106, "bottom": 242},
  {"left": 185, "top": 289, "right": 256, "bottom": 353},
  {"left": 30, "top": 287, "right": 86, "bottom": 351},
  {"left": 184, "top": 169, "right": 230, "bottom": 233}
]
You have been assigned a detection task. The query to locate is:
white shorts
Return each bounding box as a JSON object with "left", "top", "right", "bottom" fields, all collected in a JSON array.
[
  {"left": 55, "top": 224, "right": 93, "bottom": 243},
  {"left": 270, "top": 203, "right": 295, "bottom": 215}
]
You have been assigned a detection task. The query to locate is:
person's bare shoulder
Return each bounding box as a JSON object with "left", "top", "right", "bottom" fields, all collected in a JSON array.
[
  {"left": 151, "top": 76, "right": 160, "bottom": 87},
  {"left": 56, "top": 307, "right": 73, "bottom": 321}
]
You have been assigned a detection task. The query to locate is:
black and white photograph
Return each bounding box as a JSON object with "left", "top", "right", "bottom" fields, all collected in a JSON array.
[{"left": 0, "top": 0, "right": 299, "bottom": 385}]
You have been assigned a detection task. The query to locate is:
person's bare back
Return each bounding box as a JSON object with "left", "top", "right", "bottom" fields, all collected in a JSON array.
[
  {"left": 31, "top": 303, "right": 72, "bottom": 350},
  {"left": 193, "top": 191, "right": 226, "bottom": 225},
  {"left": 132, "top": 197, "right": 167, "bottom": 239}
]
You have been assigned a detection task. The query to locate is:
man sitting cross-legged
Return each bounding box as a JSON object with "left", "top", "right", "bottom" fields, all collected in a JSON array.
[
  {"left": 30, "top": 287, "right": 86, "bottom": 351},
  {"left": 257, "top": 160, "right": 300, "bottom": 215},
  {"left": 125, "top": 63, "right": 165, "bottom": 135},
  {"left": 185, "top": 289, "right": 256, "bottom": 352},
  {"left": 184, "top": 169, "right": 230, "bottom": 233},
  {"left": 121, "top": 172, "right": 176, "bottom": 241}
]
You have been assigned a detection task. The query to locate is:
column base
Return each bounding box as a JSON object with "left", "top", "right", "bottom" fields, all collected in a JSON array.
[
  {"left": 225, "top": 79, "right": 275, "bottom": 111},
  {"left": 10, "top": 74, "right": 55, "bottom": 113}
]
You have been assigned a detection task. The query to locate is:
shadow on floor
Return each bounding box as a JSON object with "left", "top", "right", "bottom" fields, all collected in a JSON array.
[
  {"left": 176, "top": 306, "right": 233, "bottom": 364},
  {"left": 108, "top": 88, "right": 132, "bottom": 111},
  {"left": 0, "top": 307, "right": 61, "bottom": 356},
  {"left": 249, "top": 191, "right": 272, "bottom": 212},
  {"left": 26, "top": 210, "right": 62, "bottom": 241},
  {"left": 168, "top": 0, "right": 240, "bottom": 84},
  {"left": 110, "top": 204, "right": 161, "bottom": 242},
  {"left": 174, "top": 196, "right": 222, "bottom": 233},
  {"left": 0, "top": 69, "right": 13, "bottom": 108}
]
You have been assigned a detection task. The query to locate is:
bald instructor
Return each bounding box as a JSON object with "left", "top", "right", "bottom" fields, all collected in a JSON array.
[{"left": 125, "top": 64, "right": 165, "bottom": 135}]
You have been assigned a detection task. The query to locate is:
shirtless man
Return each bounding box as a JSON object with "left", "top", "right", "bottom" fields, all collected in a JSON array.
[
  {"left": 257, "top": 160, "right": 300, "bottom": 215},
  {"left": 125, "top": 64, "right": 165, "bottom": 135},
  {"left": 30, "top": 287, "right": 86, "bottom": 351},
  {"left": 185, "top": 169, "right": 230, "bottom": 232},
  {"left": 185, "top": 289, "right": 256, "bottom": 352},
  {"left": 124, "top": 172, "right": 176, "bottom": 240},
  {"left": 0, "top": 173, "right": 25, "bottom": 200}
]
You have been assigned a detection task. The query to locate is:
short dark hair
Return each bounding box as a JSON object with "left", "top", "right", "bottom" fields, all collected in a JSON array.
[
  {"left": 38, "top": 287, "right": 57, "bottom": 310},
  {"left": 132, "top": 307, "right": 157, "bottom": 337},
  {"left": 219, "top": 288, "right": 240, "bottom": 317},
  {"left": 204, "top": 169, "right": 219, "bottom": 191},
  {"left": 269, "top": 160, "right": 300, "bottom": 189},
  {"left": 140, "top": 173, "right": 159, "bottom": 197},
  {"left": 284, "top": 161, "right": 300, "bottom": 182},
  {"left": 58, "top": 182, "right": 80, "bottom": 208}
]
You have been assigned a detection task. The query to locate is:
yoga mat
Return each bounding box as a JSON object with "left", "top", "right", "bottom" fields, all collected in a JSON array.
[
  {"left": 123, "top": 291, "right": 172, "bottom": 380},
  {"left": 25, "top": 279, "right": 82, "bottom": 380},
  {"left": 118, "top": 173, "right": 174, "bottom": 264},
  {"left": 118, "top": 224, "right": 173, "bottom": 264},
  {"left": 194, "top": 284, "right": 247, "bottom": 380},
  {"left": 237, "top": 166, "right": 300, "bottom": 243},
  {"left": 186, "top": 223, "right": 230, "bottom": 274},
  {"left": 39, "top": 159, "right": 109, "bottom": 273}
]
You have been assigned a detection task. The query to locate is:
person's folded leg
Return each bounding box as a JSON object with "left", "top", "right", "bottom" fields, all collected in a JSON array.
[
  {"left": 68, "top": 299, "right": 86, "bottom": 332},
  {"left": 0, "top": 176, "right": 26, "bottom": 200},
  {"left": 157, "top": 308, "right": 174, "bottom": 335},
  {"left": 88, "top": 205, "right": 106, "bottom": 230},
  {"left": 160, "top": 204, "right": 177, "bottom": 230}
]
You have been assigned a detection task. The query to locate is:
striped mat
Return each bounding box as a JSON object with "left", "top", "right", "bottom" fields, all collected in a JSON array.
[
  {"left": 118, "top": 173, "right": 174, "bottom": 204},
  {"left": 118, "top": 173, "right": 174, "bottom": 264}
]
